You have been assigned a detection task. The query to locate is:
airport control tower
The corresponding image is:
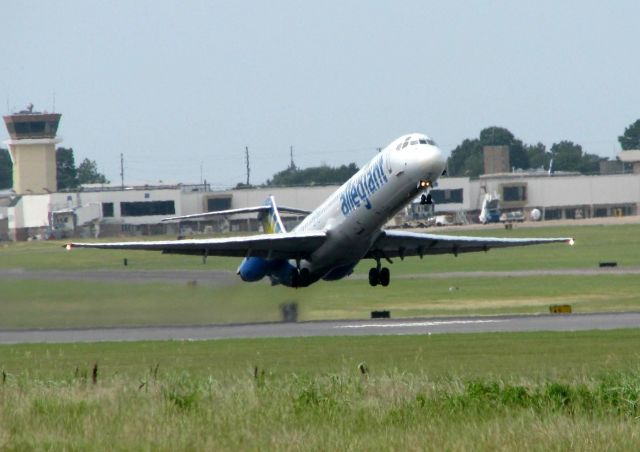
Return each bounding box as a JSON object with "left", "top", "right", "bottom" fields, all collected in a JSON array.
[{"left": 3, "top": 103, "right": 62, "bottom": 194}]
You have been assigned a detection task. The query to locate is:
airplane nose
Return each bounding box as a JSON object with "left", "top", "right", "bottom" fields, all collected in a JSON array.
[
  {"left": 433, "top": 145, "right": 446, "bottom": 175},
  {"left": 423, "top": 144, "right": 446, "bottom": 180}
]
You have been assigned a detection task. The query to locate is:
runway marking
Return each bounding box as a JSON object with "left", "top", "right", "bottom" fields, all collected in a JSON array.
[{"left": 335, "top": 319, "right": 505, "bottom": 329}]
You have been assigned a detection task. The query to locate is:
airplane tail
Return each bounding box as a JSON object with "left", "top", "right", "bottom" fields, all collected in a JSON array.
[
  {"left": 236, "top": 196, "right": 300, "bottom": 284},
  {"left": 162, "top": 196, "right": 310, "bottom": 224},
  {"left": 258, "top": 195, "right": 287, "bottom": 233}
]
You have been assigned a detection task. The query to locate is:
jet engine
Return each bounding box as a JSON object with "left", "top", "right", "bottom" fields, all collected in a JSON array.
[{"left": 237, "top": 257, "right": 272, "bottom": 282}]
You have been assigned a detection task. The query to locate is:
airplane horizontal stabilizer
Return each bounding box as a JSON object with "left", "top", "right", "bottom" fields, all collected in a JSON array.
[{"left": 161, "top": 205, "right": 311, "bottom": 222}]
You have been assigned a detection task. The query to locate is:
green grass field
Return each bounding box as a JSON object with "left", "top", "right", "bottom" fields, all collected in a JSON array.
[
  {"left": 2, "top": 331, "right": 640, "bottom": 450},
  {"left": 2, "top": 222, "right": 639, "bottom": 272},
  {"left": 2, "top": 223, "right": 640, "bottom": 449},
  {"left": 1, "top": 223, "right": 640, "bottom": 328}
]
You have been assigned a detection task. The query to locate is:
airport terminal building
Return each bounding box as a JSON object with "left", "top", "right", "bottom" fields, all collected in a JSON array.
[
  {"left": 1, "top": 107, "right": 639, "bottom": 240},
  {"left": 1, "top": 169, "right": 639, "bottom": 241}
]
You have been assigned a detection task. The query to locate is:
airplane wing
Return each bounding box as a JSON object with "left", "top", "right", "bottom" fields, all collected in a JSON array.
[
  {"left": 66, "top": 231, "right": 327, "bottom": 259},
  {"left": 162, "top": 206, "right": 311, "bottom": 222},
  {"left": 365, "top": 230, "right": 573, "bottom": 259}
]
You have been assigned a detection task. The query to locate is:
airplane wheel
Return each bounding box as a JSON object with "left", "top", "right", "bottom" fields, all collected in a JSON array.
[
  {"left": 379, "top": 267, "right": 390, "bottom": 287},
  {"left": 291, "top": 269, "right": 300, "bottom": 288},
  {"left": 299, "top": 268, "right": 311, "bottom": 287},
  {"left": 368, "top": 268, "right": 379, "bottom": 287}
]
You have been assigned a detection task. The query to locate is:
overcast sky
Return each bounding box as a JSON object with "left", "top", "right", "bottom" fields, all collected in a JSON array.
[{"left": 2, "top": 1, "right": 639, "bottom": 187}]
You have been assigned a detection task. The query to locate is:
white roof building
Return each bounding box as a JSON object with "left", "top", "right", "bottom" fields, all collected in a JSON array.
[{"left": 1, "top": 171, "right": 639, "bottom": 241}]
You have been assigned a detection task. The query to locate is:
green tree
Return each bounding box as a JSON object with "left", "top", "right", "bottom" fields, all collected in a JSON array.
[
  {"left": 478, "top": 126, "right": 514, "bottom": 146},
  {"left": 550, "top": 141, "right": 582, "bottom": 172},
  {"left": 580, "top": 151, "right": 605, "bottom": 174},
  {"left": 0, "top": 148, "right": 12, "bottom": 190},
  {"left": 480, "top": 126, "right": 529, "bottom": 170},
  {"left": 266, "top": 163, "right": 358, "bottom": 186},
  {"left": 448, "top": 126, "right": 529, "bottom": 177},
  {"left": 618, "top": 119, "right": 640, "bottom": 150},
  {"left": 56, "top": 147, "right": 78, "bottom": 190},
  {"left": 525, "top": 143, "right": 551, "bottom": 170},
  {"left": 77, "top": 158, "right": 108, "bottom": 184},
  {"left": 549, "top": 141, "right": 602, "bottom": 173},
  {"left": 448, "top": 138, "right": 483, "bottom": 177}
]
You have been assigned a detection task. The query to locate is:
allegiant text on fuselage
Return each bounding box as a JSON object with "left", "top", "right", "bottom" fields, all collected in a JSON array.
[{"left": 340, "top": 154, "right": 389, "bottom": 216}]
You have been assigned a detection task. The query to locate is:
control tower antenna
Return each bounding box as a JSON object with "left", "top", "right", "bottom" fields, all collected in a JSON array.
[{"left": 245, "top": 146, "right": 250, "bottom": 186}]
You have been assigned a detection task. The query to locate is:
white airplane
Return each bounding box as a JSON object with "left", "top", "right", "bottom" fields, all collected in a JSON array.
[{"left": 67, "top": 133, "right": 573, "bottom": 288}]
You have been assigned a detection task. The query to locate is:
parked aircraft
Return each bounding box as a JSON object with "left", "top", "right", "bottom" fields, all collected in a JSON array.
[{"left": 67, "top": 133, "right": 573, "bottom": 287}]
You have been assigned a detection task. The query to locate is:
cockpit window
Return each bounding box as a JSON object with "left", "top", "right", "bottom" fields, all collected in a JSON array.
[{"left": 398, "top": 137, "right": 437, "bottom": 149}]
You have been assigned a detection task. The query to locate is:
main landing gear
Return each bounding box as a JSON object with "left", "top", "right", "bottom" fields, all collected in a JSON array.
[
  {"left": 368, "top": 263, "right": 390, "bottom": 287},
  {"left": 291, "top": 267, "right": 311, "bottom": 288}
]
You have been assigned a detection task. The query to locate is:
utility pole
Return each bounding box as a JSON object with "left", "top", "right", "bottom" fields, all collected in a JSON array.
[
  {"left": 120, "top": 153, "right": 124, "bottom": 188},
  {"left": 245, "top": 146, "right": 250, "bottom": 186}
]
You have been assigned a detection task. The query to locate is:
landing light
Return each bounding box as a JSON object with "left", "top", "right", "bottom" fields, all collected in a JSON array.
[
  {"left": 418, "top": 179, "right": 432, "bottom": 189},
  {"left": 568, "top": 238, "right": 575, "bottom": 246},
  {"left": 65, "top": 243, "right": 72, "bottom": 251}
]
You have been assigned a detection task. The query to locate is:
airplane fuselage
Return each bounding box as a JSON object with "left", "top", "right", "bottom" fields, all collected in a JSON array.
[{"left": 290, "top": 133, "right": 446, "bottom": 284}]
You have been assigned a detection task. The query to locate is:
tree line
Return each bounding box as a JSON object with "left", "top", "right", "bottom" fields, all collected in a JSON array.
[
  {"left": 2, "top": 119, "right": 639, "bottom": 190},
  {"left": 258, "top": 119, "right": 640, "bottom": 186},
  {"left": 0, "top": 147, "right": 108, "bottom": 190},
  {"left": 448, "top": 119, "right": 640, "bottom": 177}
]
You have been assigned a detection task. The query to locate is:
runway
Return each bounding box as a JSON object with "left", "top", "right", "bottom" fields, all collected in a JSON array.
[
  {"left": 1, "top": 312, "right": 639, "bottom": 344},
  {"left": 1, "top": 266, "right": 639, "bottom": 285}
]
